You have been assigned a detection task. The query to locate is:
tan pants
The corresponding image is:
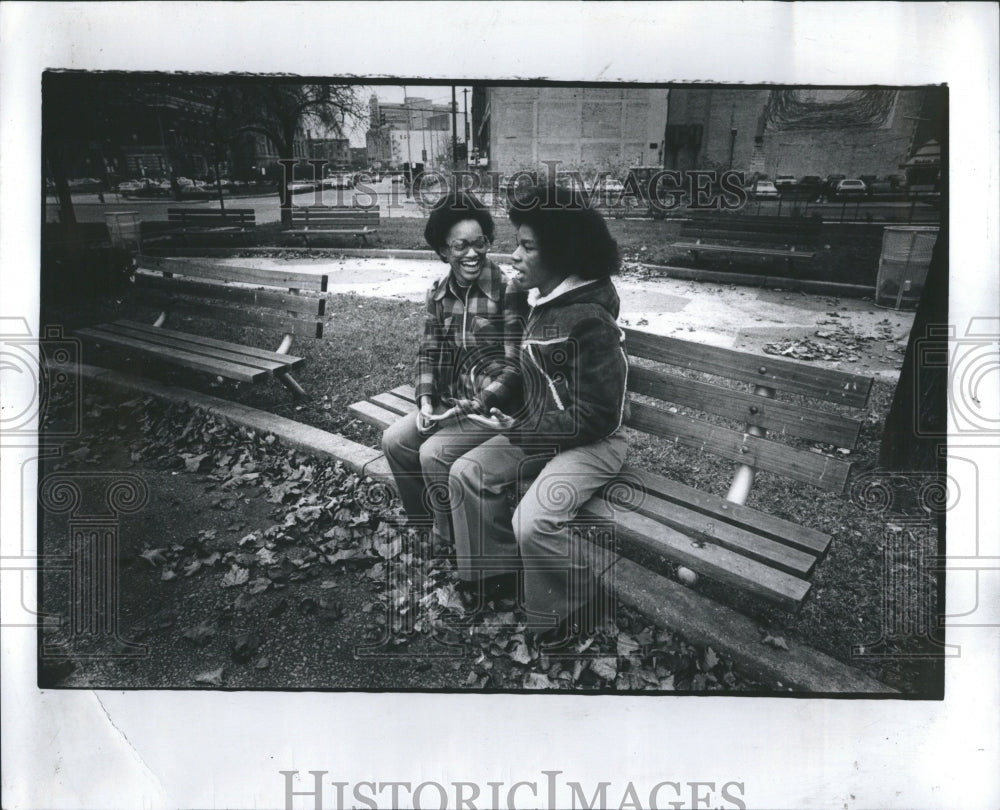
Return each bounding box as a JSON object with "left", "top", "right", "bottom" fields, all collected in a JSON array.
[
  {"left": 448, "top": 432, "right": 628, "bottom": 631},
  {"left": 381, "top": 411, "right": 496, "bottom": 547}
]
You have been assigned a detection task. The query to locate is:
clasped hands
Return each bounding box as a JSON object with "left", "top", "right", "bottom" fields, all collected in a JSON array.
[{"left": 417, "top": 398, "right": 515, "bottom": 434}]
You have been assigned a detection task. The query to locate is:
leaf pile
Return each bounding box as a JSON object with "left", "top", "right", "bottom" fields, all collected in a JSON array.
[
  {"left": 764, "top": 314, "right": 906, "bottom": 364},
  {"left": 60, "top": 391, "right": 763, "bottom": 692}
]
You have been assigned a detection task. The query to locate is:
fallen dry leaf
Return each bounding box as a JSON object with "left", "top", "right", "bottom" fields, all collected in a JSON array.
[
  {"left": 762, "top": 634, "right": 790, "bottom": 651},
  {"left": 523, "top": 672, "right": 555, "bottom": 689},
  {"left": 221, "top": 564, "right": 249, "bottom": 588},
  {"left": 194, "top": 666, "right": 225, "bottom": 686}
]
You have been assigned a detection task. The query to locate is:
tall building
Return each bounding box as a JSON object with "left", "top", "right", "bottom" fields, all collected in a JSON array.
[
  {"left": 366, "top": 93, "right": 455, "bottom": 169},
  {"left": 472, "top": 86, "right": 668, "bottom": 176}
]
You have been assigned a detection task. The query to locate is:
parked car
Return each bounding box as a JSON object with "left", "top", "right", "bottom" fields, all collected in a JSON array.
[
  {"left": 774, "top": 175, "right": 797, "bottom": 191},
  {"left": 869, "top": 174, "right": 907, "bottom": 197},
  {"left": 833, "top": 178, "right": 867, "bottom": 199},
  {"left": 859, "top": 175, "right": 879, "bottom": 195},
  {"left": 498, "top": 171, "right": 538, "bottom": 203},
  {"left": 596, "top": 176, "right": 626, "bottom": 194},
  {"left": 117, "top": 180, "right": 146, "bottom": 195},
  {"left": 749, "top": 180, "right": 779, "bottom": 199},
  {"left": 326, "top": 173, "right": 353, "bottom": 190},
  {"left": 796, "top": 175, "right": 825, "bottom": 201},
  {"left": 823, "top": 174, "right": 847, "bottom": 200}
]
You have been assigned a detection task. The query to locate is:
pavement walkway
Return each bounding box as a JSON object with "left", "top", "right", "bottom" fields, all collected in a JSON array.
[{"left": 181, "top": 253, "right": 916, "bottom": 380}]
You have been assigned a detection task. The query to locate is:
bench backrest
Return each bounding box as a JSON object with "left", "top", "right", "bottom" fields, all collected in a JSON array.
[
  {"left": 290, "top": 207, "right": 380, "bottom": 229},
  {"left": 681, "top": 214, "right": 822, "bottom": 244},
  {"left": 622, "top": 327, "right": 872, "bottom": 494},
  {"left": 133, "top": 255, "right": 328, "bottom": 338},
  {"left": 167, "top": 208, "right": 257, "bottom": 226}
]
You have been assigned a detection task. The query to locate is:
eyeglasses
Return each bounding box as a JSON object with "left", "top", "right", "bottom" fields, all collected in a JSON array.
[{"left": 447, "top": 236, "right": 490, "bottom": 254}]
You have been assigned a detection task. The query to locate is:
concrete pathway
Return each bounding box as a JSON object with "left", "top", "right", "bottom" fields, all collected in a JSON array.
[{"left": 192, "top": 254, "right": 915, "bottom": 380}]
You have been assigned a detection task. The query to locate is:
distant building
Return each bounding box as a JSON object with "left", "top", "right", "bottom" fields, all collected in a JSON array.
[
  {"left": 308, "top": 135, "right": 351, "bottom": 168},
  {"left": 472, "top": 86, "right": 668, "bottom": 176},
  {"left": 663, "top": 87, "right": 945, "bottom": 179},
  {"left": 366, "top": 94, "right": 454, "bottom": 169},
  {"left": 470, "top": 85, "right": 945, "bottom": 183},
  {"left": 349, "top": 147, "right": 369, "bottom": 170}
]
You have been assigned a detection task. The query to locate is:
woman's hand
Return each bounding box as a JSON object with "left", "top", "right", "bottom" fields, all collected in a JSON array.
[
  {"left": 465, "top": 407, "right": 516, "bottom": 431},
  {"left": 417, "top": 399, "right": 437, "bottom": 435},
  {"left": 425, "top": 398, "right": 483, "bottom": 426}
]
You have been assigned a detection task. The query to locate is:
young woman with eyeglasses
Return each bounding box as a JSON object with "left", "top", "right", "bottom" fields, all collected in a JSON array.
[
  {"left": 381, "top": 190, "right": 527, "bottom": 573},
  {"left": 446, "top": 184, "right": 629, "bottom": 645}
]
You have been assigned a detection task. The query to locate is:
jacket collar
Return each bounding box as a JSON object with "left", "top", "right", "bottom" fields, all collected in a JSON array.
[
  {"left": 527, "top": 275, "right": 598, "bottom": 308},
  {"left": 432, "top": 259, "right": 502, "bottom": 302}
]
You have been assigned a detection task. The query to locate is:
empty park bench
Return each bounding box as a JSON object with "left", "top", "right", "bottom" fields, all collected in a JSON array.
[
  {"left": 670, "top": 214, "right": 822, "bottom": 270},
  {"left": 288, "top": 206, "right": 380, "bottom": 246},
  {"left": 75, "top": 255, "right": 328, "bottom": 398},
  {"left": 163, "top": 207, "right": 257, "bottom": 243},
  {"left": 348, "top": 327, "right": 874, "bottom": 615}
]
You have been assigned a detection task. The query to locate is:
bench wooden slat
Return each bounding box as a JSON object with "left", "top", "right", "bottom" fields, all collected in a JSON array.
[
  {"left": 670, "top": 242, "right": 816, "bottom": 260},
  {"left": 349, "top": 400, "right": 400, "bottom": 430},
  {"left": 622, "top": 465, "right": 830, "bottom": 556},
  {"left": 101, "top": 321, "right": 304, "bottom": 371},
  {"left": 76, "top": 327, "right": 271, "bottom": 383},
  {"left": 290, "top": 208, "right": 379, "bottom": 219},
  {"left": 628, "top": 363, "right": 862, "bottom": 448},
  {"left": 623, "top": 328, "right": 873, "bottom": 407},
  {"left": 685, "top": 214, "right": 823, "bottom": 232},
  {"left": 581, "top": 497, "right": 811, "bottom": 610},
  {"left": 167, "top": 208, "right": 255, "bottom": 223},
  {"left": 626, "top": 400, "right": 852, "bottom": 493},
  {"left": 130, "top": 290, "right": 323, "bottom": 339},
  {"left": 288, "top": 208, "right": 380, "bottom": 244},
  {"left": 290, "top": 216, "right": 379, "bottom": 225},
  {"left": 681, "top": 227, "right": 818, "bottom": 240},
  {"left": 370, "top": 392, "right": 418, "bottom": 416},
  {"left": 138, "top": 255, "right": 329, "bottom": 292},
  {"left": 391, "top": 384, "right": 418, "bottom": 402},
  {"left": 134, "top": 274, "right": 326, "bottom": 317},
  {"left": 608, "top": 487, "right": 818, "bottom": 576},
  {"left": 374, "top": 381, "right": 838, "bottom": 546},
  {"left": 286, "top": 228, "right": 379, "bottom": 235}
]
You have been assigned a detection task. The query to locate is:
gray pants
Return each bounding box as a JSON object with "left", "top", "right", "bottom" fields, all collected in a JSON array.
[
  {"left": 448, "top": 432, "right": 628, "bottom": 630},
  {"left": 381, "top": 411, "right": 496, "bottom": 547}
]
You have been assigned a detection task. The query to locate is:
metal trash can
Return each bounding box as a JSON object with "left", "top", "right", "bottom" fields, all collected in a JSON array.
[
  {"left": 104, "top": 211, "right": 141, "bottom": 251},
  {"left": 875, "top": 226, "right": 938, "bottom": 310}
]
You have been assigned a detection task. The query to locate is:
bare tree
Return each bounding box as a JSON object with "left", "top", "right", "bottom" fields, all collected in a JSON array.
[{"left": 217, "top": 81, "right": 366, "bottom": 227}]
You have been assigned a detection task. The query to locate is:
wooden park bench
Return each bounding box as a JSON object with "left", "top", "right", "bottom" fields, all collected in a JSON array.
[
  {"left": 347, "top": 328, "right": 874, "bottom": 614},
  {"left": 288, "top": 206, "right": 380, "bottom": 246},
  {"left": 75, "top": 255, "right": 328, "bottom": 398},
  {"left": 164, "top": 207, "right": 257, "bottom": 243},
  {"left": 670, "top": 214, "right": 822, "bottom": 270}
]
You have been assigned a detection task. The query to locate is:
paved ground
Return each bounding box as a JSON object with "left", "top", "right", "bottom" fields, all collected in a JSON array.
[{"left": 190, "top": 254, "right": 916, "bottom": 379}]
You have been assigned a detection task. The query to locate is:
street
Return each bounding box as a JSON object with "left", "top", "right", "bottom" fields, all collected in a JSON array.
[{"left": 47, "top": 180, "right": 940, "bottom": 226}]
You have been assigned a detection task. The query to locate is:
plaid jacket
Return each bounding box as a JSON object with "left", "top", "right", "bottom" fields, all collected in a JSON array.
[{"left": 414, "top": 260, "right": 528, "bottom": 411}]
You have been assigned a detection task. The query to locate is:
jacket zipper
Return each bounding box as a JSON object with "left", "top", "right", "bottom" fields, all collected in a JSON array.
[
  {"left": 462, "top": 284, "right": 471, "bottom": 350},
  {"left": 526, "top": 341, "right": 566, "bottom": 411}
]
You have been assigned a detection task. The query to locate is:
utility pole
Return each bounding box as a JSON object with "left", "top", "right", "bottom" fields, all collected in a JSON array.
[
  {"left": 402, "top": 87, "right": 413, "bottom": 197},
  {"left": 462, "top": 88, "right": 470, "bottom": 147},
  {"left": 451, "top": 86, "right": 459, "bottom": 172}
]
